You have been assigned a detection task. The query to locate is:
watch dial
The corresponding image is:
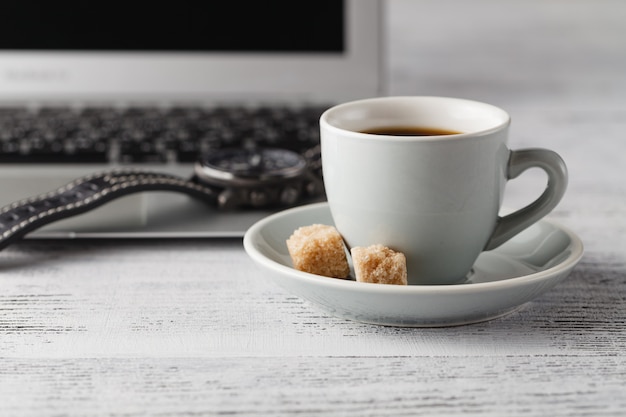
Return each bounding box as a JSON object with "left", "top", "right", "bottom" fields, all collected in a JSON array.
[{"left": 198, "top": 148, "right": 307, "bottom": 185}]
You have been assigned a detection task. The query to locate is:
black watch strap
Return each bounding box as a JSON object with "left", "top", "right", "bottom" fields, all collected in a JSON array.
[{"left": 0, "top": 170, "right": 218, "bottom": 251}]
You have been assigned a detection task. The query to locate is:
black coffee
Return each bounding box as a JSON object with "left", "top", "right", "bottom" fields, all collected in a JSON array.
[{"left": 360, "top": 126, "right": 462, "bottom": 136}]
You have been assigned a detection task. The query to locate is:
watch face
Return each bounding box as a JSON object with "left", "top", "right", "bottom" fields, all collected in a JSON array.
[{"left": 195, "top": 148, "right": 307, "bottom": 186}]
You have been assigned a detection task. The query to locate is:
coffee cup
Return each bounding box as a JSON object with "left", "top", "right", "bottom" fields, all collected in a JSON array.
[{"left": 320, "top": 96, "right": 568, "bottom": 285}]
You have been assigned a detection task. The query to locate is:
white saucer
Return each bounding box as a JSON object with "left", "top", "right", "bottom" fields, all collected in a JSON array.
[{"left": 243, "top": 202, "right": 584, "bottom": 327}]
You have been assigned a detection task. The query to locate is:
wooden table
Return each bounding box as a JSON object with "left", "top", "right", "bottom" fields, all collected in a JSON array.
[{"left": 1, "top": 1, "right": 625, "bottom": 415}]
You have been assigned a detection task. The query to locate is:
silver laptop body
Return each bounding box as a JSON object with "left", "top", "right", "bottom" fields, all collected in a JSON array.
[{"left": 0, "top": 1, "right": 384, "bottom": 238}]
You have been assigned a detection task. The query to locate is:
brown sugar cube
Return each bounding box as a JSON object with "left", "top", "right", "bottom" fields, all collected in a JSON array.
[
  {"left": 351, "top": 244, "right": 408, "bottom": 285},
  {"left": 286, "top": 224, "right": 350, "bottom": 278}
]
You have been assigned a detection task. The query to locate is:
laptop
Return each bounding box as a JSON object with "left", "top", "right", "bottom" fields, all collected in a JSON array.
[{"left": 0, "top": 0, "right": 384, "bottom": 238}]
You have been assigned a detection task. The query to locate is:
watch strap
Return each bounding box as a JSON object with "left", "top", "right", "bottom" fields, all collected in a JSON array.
[{"left": 0, "top": 170, "right": 218, "bottom": 251}]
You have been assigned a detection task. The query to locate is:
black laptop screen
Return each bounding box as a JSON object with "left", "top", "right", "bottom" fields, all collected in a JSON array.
[{"left": 0, "top": 1, "right": 344, "bottom": 53}]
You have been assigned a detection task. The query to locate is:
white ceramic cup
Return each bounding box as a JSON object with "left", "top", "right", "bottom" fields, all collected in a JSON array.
[{"left": 320, "top": 96, "right": 568, "bottom": 285}]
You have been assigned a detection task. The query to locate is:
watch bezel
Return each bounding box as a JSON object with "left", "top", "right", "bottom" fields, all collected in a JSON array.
[{"left": 194, "top": 148, "right": 308, "bottom": 187}]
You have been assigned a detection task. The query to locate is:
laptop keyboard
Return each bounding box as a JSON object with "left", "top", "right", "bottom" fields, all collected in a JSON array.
[{"left": 0, "top": 105, "right": 328, "bottom": 164}]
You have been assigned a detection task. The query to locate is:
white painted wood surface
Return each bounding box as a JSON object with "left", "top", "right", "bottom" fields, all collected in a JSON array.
[{"left": 1, "top": 1, "right": 625, "bottom": 415}]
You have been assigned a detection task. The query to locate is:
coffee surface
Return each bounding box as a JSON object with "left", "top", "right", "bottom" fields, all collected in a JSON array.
[{"left": 361, "top": 126, "right": 461, "bottom": 136}]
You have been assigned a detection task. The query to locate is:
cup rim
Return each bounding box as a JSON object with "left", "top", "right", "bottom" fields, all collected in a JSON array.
[{"left": 320, "top": 96, "right": 511, "bottom": 142}]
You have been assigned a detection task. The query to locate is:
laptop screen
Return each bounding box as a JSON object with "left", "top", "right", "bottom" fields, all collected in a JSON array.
[
  {"left": 0, "top": 2, "right": 344, "bottom": 53},
  {"left": 0, "top": 0, "right": 380, "bottom": 103}
]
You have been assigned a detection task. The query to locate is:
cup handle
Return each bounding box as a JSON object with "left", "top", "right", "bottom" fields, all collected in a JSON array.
[{"left": 484, "top": 148, "right": 568, "bottom": 251}]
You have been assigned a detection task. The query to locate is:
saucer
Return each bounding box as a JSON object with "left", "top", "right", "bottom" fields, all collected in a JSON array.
[{"left": 243, "top": 202, "right": 584, "bottom": 327}]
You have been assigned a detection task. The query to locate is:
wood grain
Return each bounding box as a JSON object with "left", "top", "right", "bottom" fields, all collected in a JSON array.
[{"left": 0, "top": 238, "right": 624, "bottom": 415}]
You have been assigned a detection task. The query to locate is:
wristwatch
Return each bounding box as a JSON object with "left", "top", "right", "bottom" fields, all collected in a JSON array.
[{"left": 0, "top": 146, "right": 323, "bottom": 251}]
